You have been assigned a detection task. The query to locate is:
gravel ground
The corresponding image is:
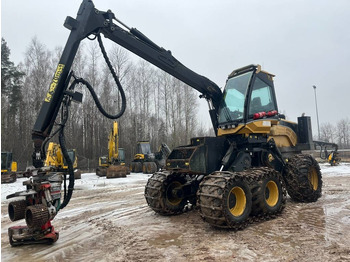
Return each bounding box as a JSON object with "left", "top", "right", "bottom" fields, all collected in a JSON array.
[{"left": 1, "top": 163, "right": 350, "bottom": 261}]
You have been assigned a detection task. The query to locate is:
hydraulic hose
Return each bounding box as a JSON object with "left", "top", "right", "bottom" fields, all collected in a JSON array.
[
  {"left": 58, "top": 126, "right": 74, "bottom": 210},
  {"left": 57, "top": 33, "right": 127, "bottom": 209}
]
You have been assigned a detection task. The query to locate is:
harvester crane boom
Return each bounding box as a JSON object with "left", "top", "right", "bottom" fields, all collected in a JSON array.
[{"left": 32, "top": 0, "right": 222, "bottom": 168}]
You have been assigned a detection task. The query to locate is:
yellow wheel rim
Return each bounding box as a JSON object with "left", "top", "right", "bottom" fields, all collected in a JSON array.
[
  {"left": 166, "top": 181, "right": 182, "bottom": 206},
  {"left": 227, "top": 187, "right": 246, "bottom": 217},
  {"left": 308, "top": 168, "right": 318, "bottom": 191},
  {"left": 265, "top": 181, "right": 279, "bottom": 207}
]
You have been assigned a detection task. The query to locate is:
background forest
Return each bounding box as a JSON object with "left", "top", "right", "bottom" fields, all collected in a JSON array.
[{"left": 1, "top": 37, "right": 349, "bottom": 170}]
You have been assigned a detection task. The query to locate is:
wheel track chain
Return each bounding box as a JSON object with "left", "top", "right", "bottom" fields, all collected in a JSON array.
[
  {"left": 250, "top": 167, "right": 287, "bottom": 216},
  {"left": 144, "top": 171, "right": 185, "bottom": 215},
  {"left": 284, "top": 154, "right": 322, "bottom": 202},
  {"left": 197, "top": 167, "right": 287, "bottom": 229}
]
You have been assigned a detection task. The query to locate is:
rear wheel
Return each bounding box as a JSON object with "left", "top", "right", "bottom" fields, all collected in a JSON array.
[
  {"left": 130, "top": 163, "right": 134, "bottom": 172},
  {"left": 147, "top": 162, "right": 158, "bottom": 173},
  {"left": 197, "top": 171, "right": 252, "bottom": 229},
  {"left": 134, "top": 162, "right": 143, "bottom": 173},
  {"left": 284, "top": 154, "right": 322, "bottom": 202},
  {"left": 142, "top": 163, "right": 149, "bottom": 174}
]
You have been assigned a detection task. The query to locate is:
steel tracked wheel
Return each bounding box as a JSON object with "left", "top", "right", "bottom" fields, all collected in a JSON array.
[
  {"left": 284, "top": 154, "right": 322, "bottom": 202},
  {"left": 145, "top": 171, "right": 188, "bottom": 215},
  {"left": 250, "top": 167, "right": 286, "bottom": 216},
  {"left": 198, "top": 171, "right": 252, "bottom": 229}
]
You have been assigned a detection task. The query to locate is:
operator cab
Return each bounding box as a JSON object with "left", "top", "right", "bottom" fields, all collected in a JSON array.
[
  {"left": 137, "top": 142, "right": 151, "bottom": 154},
  {"left": 118, "top": 148, "right": 125, "bottom": 162},
  {"left": 218, "top": 64, "right": 278, "bottom": 129}
]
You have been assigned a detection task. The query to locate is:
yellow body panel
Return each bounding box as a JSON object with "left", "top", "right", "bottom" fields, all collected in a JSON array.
[
  {"left": 134, "top": 154, "right": 145, "bottom": 160},
  {"left": 11, "top": 162, "right": 17, "bottom": 172},
  {"left": 218, "top": 120, "right": 278, "bottom": 136},
  {"left": 268, "top": 124, "right": 297, "bottom": 147},
  {"left": 218, "top": 119, "right": 297, "bottom": 148}
]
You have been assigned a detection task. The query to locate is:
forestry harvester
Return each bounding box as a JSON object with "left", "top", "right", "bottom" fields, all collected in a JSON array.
[
  {"left": 130, "top": 141, "right": 171, "bottom": 174},
  {"left": 6, "top": 0, "right": 329, "bottom": 245}
]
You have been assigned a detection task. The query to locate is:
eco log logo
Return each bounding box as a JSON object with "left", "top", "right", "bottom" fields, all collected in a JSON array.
[{"left": 45, "top": 64, "right": 65, "bottom": 102}]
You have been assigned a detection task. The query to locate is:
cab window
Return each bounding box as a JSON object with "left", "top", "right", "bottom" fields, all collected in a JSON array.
[{"left": 249, "top": 77, "right": 276, "bottom": 116}]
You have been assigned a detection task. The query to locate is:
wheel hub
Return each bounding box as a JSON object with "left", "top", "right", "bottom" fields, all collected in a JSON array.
[{"left": 228, "top": 187, "right": 246, "bottom": 217}]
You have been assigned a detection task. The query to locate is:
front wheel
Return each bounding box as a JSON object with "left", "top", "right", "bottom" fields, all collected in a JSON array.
[
  {"left": 145, "top": 171, "right": 188, "bottom": 215},
  {"left": 283, "top": 154, "right": 322, "bottom": 202}
]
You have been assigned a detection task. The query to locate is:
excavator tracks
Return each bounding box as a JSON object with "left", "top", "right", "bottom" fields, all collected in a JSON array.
[{"left": 197, "top": 167, "right": 286, "bottom": 229}]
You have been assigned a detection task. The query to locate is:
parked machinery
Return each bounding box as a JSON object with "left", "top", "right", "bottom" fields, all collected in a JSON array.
[
  {"left": 314, "top": 141, "right": 341, "bottom": 166},
  {"left": 44, "top": 142, "right": 81, "bottom": 179},
  {"left": 96, "top": 121, "right": 129, "bottom": 178},
  {"left": 130, "top": 142, "right": 171, "bottom": 174},
  {"left": 6, "top": 0, "right": 333, "bottom": 245},
  {"left": 1, "top": 152, "right": 17, "bottom": 183}
]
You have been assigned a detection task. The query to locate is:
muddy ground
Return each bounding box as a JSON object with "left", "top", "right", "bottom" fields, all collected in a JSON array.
[{"left": 1, "top": 163, "right": 350, "bottom": 262}]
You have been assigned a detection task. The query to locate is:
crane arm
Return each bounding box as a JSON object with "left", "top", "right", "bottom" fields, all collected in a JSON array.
[
  {"left": 31, "top": 0, "right": 222, "bottom": 168},
  {"left": 100, "top": 25, "right": 222, "bottom": 107}
]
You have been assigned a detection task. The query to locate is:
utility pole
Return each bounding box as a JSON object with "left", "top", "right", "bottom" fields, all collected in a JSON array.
[{"left": 313, "top": 85, "right": 320, "bottom": 140}]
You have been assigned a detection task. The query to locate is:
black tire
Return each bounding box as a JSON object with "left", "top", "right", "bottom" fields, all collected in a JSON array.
[
  {"left": 146, "top": 162, "right": 158, "bottom": 174},
  {"left": 143, "top": 162, "right": 153, "bottom": 174},
  {"left": 134, "top": 162, "right": 143, "bottom": 173},
  {"left": 145, "top": 171, "right": 187, "bottom": 215},
  {"left": 151, "top": 162, "right": 158, "bottom": 173},
  {"left": 142, "top": 163, "right": 147, "bottom": 174},
  {"left": 284, "top": 154, "right": 322, "bottom": 202},
  {"left": 129, "top": 163, "right": 134, "bottom": 172},
  {"left": 197, "top": 171, "right": 252, "bottom": 229},
  {"left": 250, "top": 167, "right": 286, "bottom": 216}
]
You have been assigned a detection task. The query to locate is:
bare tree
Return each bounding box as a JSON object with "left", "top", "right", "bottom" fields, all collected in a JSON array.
[
  {"left": 319, "top": 122, "right": 335, "bottom": 143},
  {"left": 336, "top": 118, "right": 350, "bottom": 148}
]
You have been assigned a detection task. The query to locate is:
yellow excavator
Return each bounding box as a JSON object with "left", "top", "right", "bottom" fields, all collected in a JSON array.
[
  {"left": 1, "top": 152, "right": 17, "bottom": 183},
  {"left": 44, "top": 142, "right": 81, "bottom": 179},
  {"left": 96, "top": 121, "right": 129, "bottom": 178}
]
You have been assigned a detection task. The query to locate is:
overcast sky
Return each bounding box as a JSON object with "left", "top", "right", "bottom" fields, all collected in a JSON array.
[{"left": 2, "top": 0, "right": 350, "bottom": 135}]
